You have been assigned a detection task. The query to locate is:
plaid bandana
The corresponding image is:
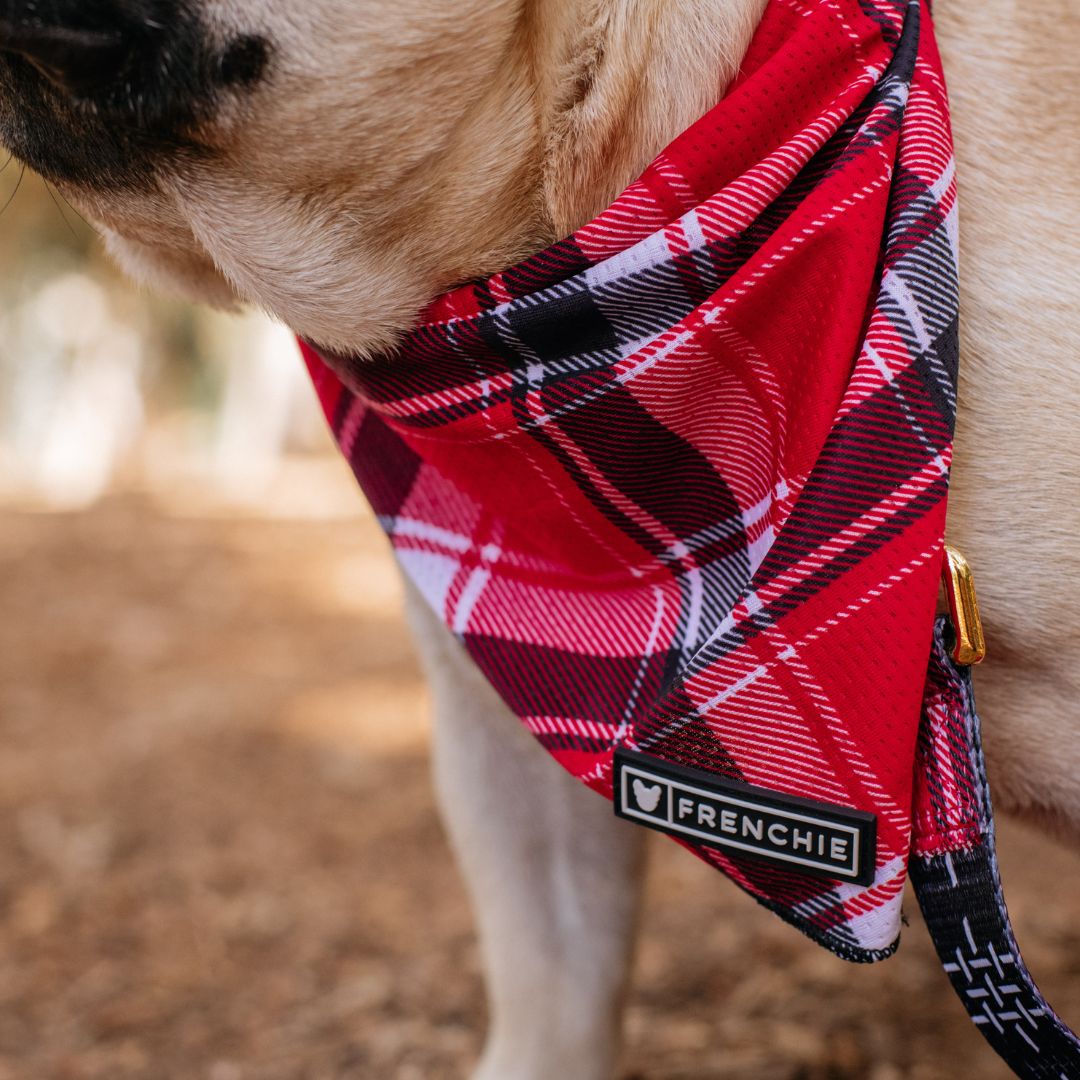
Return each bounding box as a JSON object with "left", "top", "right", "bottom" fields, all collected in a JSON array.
[{"left": 301, "top": 0, "right": 958, "bottom": 962}]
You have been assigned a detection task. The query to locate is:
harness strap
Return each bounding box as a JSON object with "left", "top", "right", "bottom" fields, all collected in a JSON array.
[{"left": 911, "top": 618, "right": 1080, "bottom": 1077}]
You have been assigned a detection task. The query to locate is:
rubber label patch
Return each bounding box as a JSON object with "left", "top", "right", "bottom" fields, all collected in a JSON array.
[{"left": 614, "top": 749, "right": 877, "bottom": 886}]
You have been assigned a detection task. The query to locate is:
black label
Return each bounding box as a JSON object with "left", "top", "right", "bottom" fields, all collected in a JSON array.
[{"left": 614, "top": 749, "right": 877, "bottom": 886}]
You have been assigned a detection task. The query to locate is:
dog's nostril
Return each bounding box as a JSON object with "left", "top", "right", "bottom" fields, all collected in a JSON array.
[
  {"left": 218, "top": 35, "right": 269, "bottom": 89},
  {"left": 0, "top": 17, "right": 127, "bottom": 96}
]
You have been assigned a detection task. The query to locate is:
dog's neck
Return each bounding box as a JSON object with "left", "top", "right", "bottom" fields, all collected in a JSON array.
[
  {"left": 378, "top": 0, "right": 766, "bottom": 312},
  {"left": 525, "top": 0, "right": 766, "bottom": 236}
]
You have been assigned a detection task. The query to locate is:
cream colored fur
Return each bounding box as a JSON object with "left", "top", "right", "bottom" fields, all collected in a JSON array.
[
  {"left": 935, "top": 0, "right": 1080, "bottom": 836},
  {"left": 30, "top": 0, "right": 1080, "bottom": 1075}
]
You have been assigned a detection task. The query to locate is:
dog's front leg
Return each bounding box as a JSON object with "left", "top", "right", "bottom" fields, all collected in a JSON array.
[{"left": 403, "top": 579, "right": 645, "bottom": 1080}]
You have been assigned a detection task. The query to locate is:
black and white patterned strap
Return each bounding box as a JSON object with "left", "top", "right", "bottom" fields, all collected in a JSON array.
[{"left": 910, "top": 619, "right": 1080, "bottom": 1078}]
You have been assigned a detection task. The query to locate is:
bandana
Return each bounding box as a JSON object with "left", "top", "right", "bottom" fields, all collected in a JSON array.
[{"left": 301, "top": 0, "right": 958, "bottom": 962}]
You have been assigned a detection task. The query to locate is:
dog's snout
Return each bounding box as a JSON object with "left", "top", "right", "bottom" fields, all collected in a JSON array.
[
  {"left": 0, "top": 0, "right": 272, "bottom": 187},
  {"left": 0, "top": 0, "right": 270, "bottom": 108},
  {"left": 0, "top": 0, "right": 164, "bottom": 98},
  {"left": 0, "top": 15, "right": 127, "bottom": 97}
]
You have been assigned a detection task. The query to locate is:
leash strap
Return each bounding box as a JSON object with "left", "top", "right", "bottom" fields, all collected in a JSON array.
[{"left": 911, "top": 617, "right": 1080, "bottom": 1077}]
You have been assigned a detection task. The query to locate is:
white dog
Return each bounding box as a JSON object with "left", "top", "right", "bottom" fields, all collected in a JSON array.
[{"left": 1, "top": 1, "right": 1076, "bottom": 1076}]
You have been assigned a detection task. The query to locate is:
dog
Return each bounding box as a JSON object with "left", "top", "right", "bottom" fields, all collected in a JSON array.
[{"left": 1, "top": 1, "right": 1077, "bottom": 1076}]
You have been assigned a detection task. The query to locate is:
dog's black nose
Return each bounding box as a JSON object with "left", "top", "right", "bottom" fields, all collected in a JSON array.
[
  {"left": 0, "top": 2, "right": 268, "bottom": 106},
  {"left": 0, "top": 1, "right": 152, "bottom": 99},
  {"left": 0, "top": 0, "right": 269, "bottom": 185},
  {"left": 0, "top": 16, "right": 127, "bottom": 96}
]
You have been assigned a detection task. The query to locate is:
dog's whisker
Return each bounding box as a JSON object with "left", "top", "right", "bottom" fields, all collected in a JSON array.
[
  {"left": 43, "top": 179, "right": 83, "bottom": 242},
  {"left": 0, "top": 165, "right": 27, "bottom": 221},
  {"left": 50, "top": 183, "right": 96, "bottom": 233}
]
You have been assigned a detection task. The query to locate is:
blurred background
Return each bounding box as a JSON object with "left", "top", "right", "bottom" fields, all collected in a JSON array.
[{"left": 2, "top": 169, "right": 1079, "bottom": 1080}]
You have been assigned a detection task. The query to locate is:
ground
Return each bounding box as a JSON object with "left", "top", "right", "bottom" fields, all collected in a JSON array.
[{"left": 1, "top": 473, "right": 1078, "bottom": 1079}]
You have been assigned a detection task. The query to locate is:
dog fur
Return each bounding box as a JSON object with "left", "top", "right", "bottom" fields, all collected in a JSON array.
[{"left": 2, "top": 0, "right": 1078, "bottom": 1075}]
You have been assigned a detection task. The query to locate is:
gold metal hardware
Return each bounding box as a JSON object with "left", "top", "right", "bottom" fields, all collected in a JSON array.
[{"left": 942, "top": 545, "right": 986, "bottom": 666}]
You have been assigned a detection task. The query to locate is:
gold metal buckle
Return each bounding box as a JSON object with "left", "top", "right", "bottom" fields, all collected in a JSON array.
[{"left": 942, "top": 545, "right": 986, "bottom": 666}]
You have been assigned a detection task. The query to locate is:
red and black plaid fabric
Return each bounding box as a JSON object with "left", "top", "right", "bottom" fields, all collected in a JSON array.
[{"left": 301, "top": 0, "right": 958, "bottom": 960}]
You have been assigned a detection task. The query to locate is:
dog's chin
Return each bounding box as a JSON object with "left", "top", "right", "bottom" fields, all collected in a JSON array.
[
  {"left": 102, "top": 206, "right": 431, "bottom": 365},
  {"left": 102, "top": 228, "right": 242, "bottom": 311}
]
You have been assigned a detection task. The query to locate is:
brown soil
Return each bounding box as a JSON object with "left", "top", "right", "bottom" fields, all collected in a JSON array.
[{"left": 1, "top": 489, "right": 1078, "bottom": 1079}]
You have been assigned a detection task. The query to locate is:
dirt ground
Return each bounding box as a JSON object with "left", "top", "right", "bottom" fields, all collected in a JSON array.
[{"left": 1, "top": 471, "right": 1078, "bottom": 1079}]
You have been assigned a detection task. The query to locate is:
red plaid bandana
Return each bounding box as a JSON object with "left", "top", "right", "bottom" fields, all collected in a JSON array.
[{"left": 301, "top": 0, "right": 958, "bottom": 961}]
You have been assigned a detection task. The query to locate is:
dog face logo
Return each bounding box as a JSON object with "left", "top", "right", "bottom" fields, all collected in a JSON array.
[{"left": 632, "top": 778, "right": 663, "bottom": 814}]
